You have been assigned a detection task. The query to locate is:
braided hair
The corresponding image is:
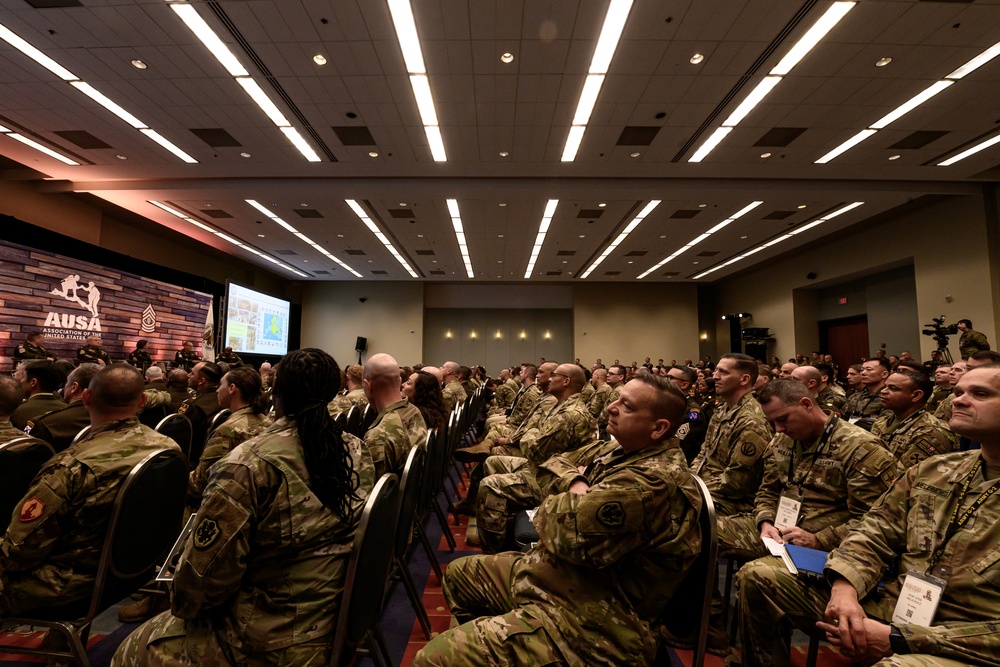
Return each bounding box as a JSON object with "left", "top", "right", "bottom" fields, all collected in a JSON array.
[{"left": 272, "top": 348, "right": 360, "bottom": 521}]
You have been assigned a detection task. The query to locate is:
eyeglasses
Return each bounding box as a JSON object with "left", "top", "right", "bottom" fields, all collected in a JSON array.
[{"left": 550, "top": 372, "right": 568, "bottom": 379}]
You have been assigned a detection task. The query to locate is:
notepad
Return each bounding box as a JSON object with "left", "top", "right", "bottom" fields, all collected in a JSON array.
[{"left": 785, "top": 544, "right": 829, "bottom": 579}]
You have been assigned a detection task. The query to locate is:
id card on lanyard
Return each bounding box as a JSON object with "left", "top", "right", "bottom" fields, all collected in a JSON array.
[
  {"left": 775, "top": 494, "right": 802, "bottom": 531},
  {"left": 892, "top": 570, "right": 946, "bottom": 626}
]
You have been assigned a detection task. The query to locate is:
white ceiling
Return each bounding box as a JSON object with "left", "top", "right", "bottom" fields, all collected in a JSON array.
[{"left": 1, "top": 0, "right": 998, "bottom": 282}]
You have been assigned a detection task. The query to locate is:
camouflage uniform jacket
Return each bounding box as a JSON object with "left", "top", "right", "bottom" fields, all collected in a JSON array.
[
  {"left": 13, "top": 341, "right": 51, "bottom": 361},
  {"left": 925, "top": 384, "right": 951, "bottom": 414},
  {"left": 816, "top": 385, "right": 847, "bottom": 415},
  {"left": 519, "top": 393, "right": 597, "bottom": 468},
  {"left": 326, "top": 387, "right": 368, "bottom": 417},
  {"left": 514, "top": 437, "right": 703, "bottom": 664},
  {"left": 142, "top": 388, "right": 172, "bottom": 412},
  {"left": 188, "top": 406, "right": 272, "bottom": 505},
  {"left": 488, "top": 380, "right": 516, "bottom": 416},
  {"left": 826, "top": 451, "right": 1000, "bottom": 665},
  {"left": 597, "top": 385, "right": 622, "bottom": 431},
  {"left": 505, "top": 393, "right": 558, "bottom": 450},
  {"left": 843, "top": 386, "right": 887, "bottom": 421},
  {"left": 363, "top": 398, "right": 427, "bottom": 478},
  {"left": 691, "top": 392, "right": 772, "bottom": 515},
  {"left": 76, "top": 345, "right": 110, "bottom": 365},
  {"left": 0, "top": 417, "right": 178, "bottom": 613},
  {"left": 442, "top": 380, "right": 467, "bottom": 413},
  {"left": 507, "top": 383, "right": 541, "bottom": 428},
  {"left": 0, "top": 419, "right": 27, "bottom": 444},
  {"left": 171, "top": 417, "right": 375, "bottom": 653},
  {"left": 579, "top": 381, "right": 595, "bottom": 402},
  {"left": 934, "top": 393, "right": 955, "bottom": 422},
  {"left": 871, "top": 409, "right": 958, "bottom": 469},
  {"left": 959, "top": 328, "right": 990, "bottom": 360},
  {"left": 11, "top": 393, "right": 66, "bottom": 432},
  {"left": 26, "top": 399, "right": 89, "bottom": 452},
  {"left": 588, "top": 383, "right": 613, "bottom": 419},
  {"left": 754, "top": 415, "right": 901, "bottom": 550}
]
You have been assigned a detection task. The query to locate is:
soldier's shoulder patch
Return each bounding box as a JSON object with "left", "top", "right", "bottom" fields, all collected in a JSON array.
[
  {"left": 24, "top": 421, "right": 34, "bottom": 434},
  {"left": 177, "top": 402, "right": 190, "bottom": 414},
  {"left": 17, "top": 345, "right": 26, "bottom": 353},
  {"left": 687, "top": 410, "right": 701, "bottom": 422},
  {"left": 19, "top": 496, "right": 45, "bottom": 522},
  {"left": 596, "top": 501, "right": 625, "bottom": 527},
  {"left": 193, "top": 517, "right": 220, "bottom": 549},
  {"left": 740, "top": 441, "right": 758, "bottom": 457}
]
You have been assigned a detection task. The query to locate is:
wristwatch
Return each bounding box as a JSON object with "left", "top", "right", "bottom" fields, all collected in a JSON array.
[{"left": 889, "top": 625, "right": 910, "bottom": 655}]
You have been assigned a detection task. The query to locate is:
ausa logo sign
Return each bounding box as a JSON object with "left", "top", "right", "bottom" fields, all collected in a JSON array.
[{"left": 43, "top": 273, "right": 104, "bottom": 338}]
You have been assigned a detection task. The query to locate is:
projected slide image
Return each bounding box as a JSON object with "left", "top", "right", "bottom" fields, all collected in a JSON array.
[{"left": 225, "top": 283, "right": 290, "bottom": 356}]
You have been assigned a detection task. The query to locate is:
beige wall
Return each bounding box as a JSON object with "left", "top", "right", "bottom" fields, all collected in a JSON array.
[
  {"left": 300, "top": 281, "right": 425, "bottom": 366},
  {"left": 713, "top": 194, "right": 997, "bottom": 361},
  {"left": 574, "top": 283, "right": 701, "bottom": 366}
]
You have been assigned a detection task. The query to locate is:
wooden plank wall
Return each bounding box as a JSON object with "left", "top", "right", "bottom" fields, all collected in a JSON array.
[{"left": 0, "top": 239, "right": 212, "bottom": 372}]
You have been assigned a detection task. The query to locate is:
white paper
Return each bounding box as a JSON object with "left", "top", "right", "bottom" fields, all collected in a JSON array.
[{"left": 762, "top": 536, "right": 798, "bottom": 575}]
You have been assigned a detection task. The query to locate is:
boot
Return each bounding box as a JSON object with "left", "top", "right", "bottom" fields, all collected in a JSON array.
[
  {"left": 117, "top": 594, "right": 170, "bottom": 623},
  {"left": 454, "top": 441, "right": 492, "bottom": 463}
]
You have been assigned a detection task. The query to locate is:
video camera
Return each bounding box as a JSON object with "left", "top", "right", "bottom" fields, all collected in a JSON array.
[{"left": 922, "top": 315, "right": 959, "bottom": 349}]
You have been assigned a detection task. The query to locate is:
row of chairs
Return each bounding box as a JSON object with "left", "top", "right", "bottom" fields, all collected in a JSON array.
[{"left": 333, "top": 403, "right": 378, "bottom": 438}]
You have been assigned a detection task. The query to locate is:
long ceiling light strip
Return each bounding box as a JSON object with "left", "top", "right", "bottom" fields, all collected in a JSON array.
[
  {"left": 693, "top": 202, "right": 864, "bottom": 279},
  {"left": 580, "top": 200, "right": 660, "bottom": 278},
  {"left": 344, "top": 200, "right": 419, "bottom": 278},
  {"left": 816, "top": 39, "right": 1000, "bottom": 164},
  {"left": 245, "top": 200, "right": 361, "bottom": 277},
  {"left": 561, "top": 0, "right": 633, "bottom": 162},
  {"left": 149, "top": 200, "right": 307, "bottom": 277},
  {"left": 524, "top": 200, "right": 559, "bottom": 279},
  {"left": 387, "top": 0, "right": 446, "bottom": 161},
  {"left": 446, "top": 199, "right": 474, "bottom": 278},
  {"left": 1, "top": 128, "right": 78, "bottom": 165},
  {"left": 938, "top": 132, "right": 1000, "bottom": 166},
  {"left": 688, "top": 2, "right": 855, "bottom": 163},
  {"left": 168, "top": 2, "right": 319, "bottom": 162},
  {"left": 637, "top": 201, "right": 764, "bottom": 279},
  {"left": 0, "top": 21, "right": 196, "bottom": 163}
]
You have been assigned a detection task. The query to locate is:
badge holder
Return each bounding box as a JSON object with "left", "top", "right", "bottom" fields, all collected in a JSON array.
[
  {"left": 891, "top": 570, "right": 946, "bottom": 627},
  {"left": 775, "top": 493, "right": 802, "bottom": 531},
  {"left": 156, "top": 514, "right": 198, "bottom": 583}
]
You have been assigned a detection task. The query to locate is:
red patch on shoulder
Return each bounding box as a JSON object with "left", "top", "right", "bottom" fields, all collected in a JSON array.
[{"left": 19, "top": 497, "right": 45, "bottom": 522}]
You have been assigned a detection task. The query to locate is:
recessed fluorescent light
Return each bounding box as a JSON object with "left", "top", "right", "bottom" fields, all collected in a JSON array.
[
  {"left": 722, "top": 76, "right": 781, "bottom": 126},
  {"left": 236, "top": 77, "right": 291, "bottom": 126},
  {"left": 6, "top": 133, "right": 79, "bottom": 165},
  {"left": 169, "top": 3, "right": 248, "bottom": 76},
  {"left": 345, "top": 199, "right": 418, "bottom": 278},
  {"left": 580, "top": 200, "right": 660, "bottom": 278},
  {"left": 946, "top": 40, "right": 1000, "bottom": 80},
  {"left": 938, "top": 132, "right": 1000, "bottom": 166},
  {"left": 769, "top": 2, "right": 856, "bottom": 76},
  {"left": 0, "top": 22, "right": 77, "bottom": 80},
  {"left": 387, "top": 0, "right": 426, "bottom": 74},
  {"left": 424, "top": 126, "right": 446, "bottom": 162},
  {"left": 524, "top": 200, "right": 559, "bottom": 279},
  {"left": 447, "top": 199, "right": 475, "bottom": 278},
  {"left": 689, "top": 127, "right": 733, "bottom": 162},
  {"left": 279, "top": 127, "right": 321, "bottom": 162},
  {"left": 409, "top": 75, "right": 439, "bottom": 125},
  {"left": 139, "top": 129, "right": 198, "bottom": 163},
  {"left": 870, "top": 80, "right": 953, "bottom": 129},
  {"left": 71, "top": 81, "right": 147, "bottom": 129},
  {"left": 560, "top": 0, "right": 633, "bottom": 162},
  {"left": 814, "top": 129, "right": 876, "bottom": 164}
]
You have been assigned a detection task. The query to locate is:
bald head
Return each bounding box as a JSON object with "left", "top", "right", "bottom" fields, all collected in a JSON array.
[
  {"left": 364, "top": 353, "right": 400, "bottom": 387},
  {"left": 84, "top": 363, "right": 147, "bottom": 425},
  {"left": 791, "top": 365, "right": 822, "bottom": 393},
  {"left": 592, "top": 368, "right": 608, "bottom": 386},
  {"left": 441, "top": 361, "right": 460, "bottom": 381}
]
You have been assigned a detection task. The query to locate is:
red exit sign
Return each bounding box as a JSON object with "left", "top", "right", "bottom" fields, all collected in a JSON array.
[{"left": 839, "top": 297, "right": 849, "bottom": 305}]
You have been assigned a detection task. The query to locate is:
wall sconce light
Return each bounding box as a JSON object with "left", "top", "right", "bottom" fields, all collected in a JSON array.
[
  {"left": 495, "top": 330, "right": 502, "bottom": 339},
  {"left": 700, "top": 332, "right": 709, "bottom": 341},
  {"left": 519, "top": 331, "right": 526, "bottom": 339},
  {"left": 544, "top": 331, "right": 551, "bottom": 340},
  {"left": 445, "top": 330, "right": 452, "bottom": 339},
  {"left": 470, "top": 330, "right": 477, "bottom": 339}
]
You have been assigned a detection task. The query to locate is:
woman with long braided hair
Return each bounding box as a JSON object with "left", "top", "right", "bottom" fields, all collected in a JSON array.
[{"left": 114, "top": 348, "right": 375, "bottom": 666}]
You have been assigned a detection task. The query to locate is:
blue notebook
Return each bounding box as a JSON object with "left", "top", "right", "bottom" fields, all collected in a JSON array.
[{"left": 785, "top": 544, "right": 829, "bottom": 579}]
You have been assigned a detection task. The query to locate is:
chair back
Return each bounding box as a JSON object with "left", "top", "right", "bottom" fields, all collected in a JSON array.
[
  {"left": 90, "top": 447, "right": 189, "bottom": 618},
  {"left": 155, "top": 413, "right": 193, "bottom": 460},
  {"left": 359, "top": 403, "right": 377, "bottom": 434},
  {"left": 0, "top": 437, "right": 55, "bottom": 533},
  {"left": 395, "top": 446, "right": 425, "bottom": 560},
  {"left": 207, "top": 408, "right": 232, "bottom": 436},
  {"left": 333, "top": 409, "right": 349, "bottom": 430},
  {"left": 658, "top": 473, "right": 718, "bottom": 667},
  {"left": 417, "top": 429, "right": 440, "bottom": 515},
  {"left": 138, "top": 404, "right": 169, "bottom": 429},
  {"left": 344, "top": 405, "right": 362, "bottom": 437},
  {"left": 329, "top": 473, "right": 401, "bottom": 666},
  {"left": 70, "top": 425, "right": 91, "bottom": 446}
]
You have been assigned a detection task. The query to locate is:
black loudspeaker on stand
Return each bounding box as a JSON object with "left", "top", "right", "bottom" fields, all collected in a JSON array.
[{"left": 355, "top": 336, "right": 367, "bottom": 364}]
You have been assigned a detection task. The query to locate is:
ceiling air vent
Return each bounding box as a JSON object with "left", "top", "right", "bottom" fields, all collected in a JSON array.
[
  {"left": 332, "top": 126, "right": 377, "bottom": 146},
  {"left": 754, "top": 127, "right": 806, "bottom": 147},
  {"left": 294, "top": 209, "right": 323, "bottom": 218},
  {"left": 578, "top": 210, "right": 604, "bottom": 218},
  {"left": 670, "top": 210, "right": 700, "bottom": 219},
  {"left": 616, "top": 126, "right": 660, "bottom": 146},
  {"left": 344, "top": 249, "right": 366, "bottom": 255},
  {"left": 53, "top": 130, "right": 110, "bottom": 149},
  {"left": 389, "top": 209, "right": 415, "bottom": 218},
  {"left": 190, "top": 128, "right": 242, "bottom": 147},
  {"left": 201, "top": 209, "right": 233, "bottom": 219}
]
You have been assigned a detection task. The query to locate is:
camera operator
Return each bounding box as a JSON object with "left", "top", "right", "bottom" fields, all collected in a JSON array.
[{"left": 958, "top": 319, "right": 990, "bottom": 360}]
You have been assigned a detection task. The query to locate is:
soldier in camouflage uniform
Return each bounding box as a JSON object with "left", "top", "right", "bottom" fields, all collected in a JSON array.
[
  {"left": 215, "top": 346, "right": 242, "bottom": 367},
  {"left": 691, "top": 354, "right": 772, "bottom": 516},
  {"left": 588, "top": 368, "right": 613, "bottom": 419},
  {"left": 482, "top": 364, "right": 541, "bottom": 436},
  {"left": 441, "top": 360, "right": 468, "bottom": 413},
  {"left": 326, "top": 363, "right": 368, "bottom": 417},
  {"left": 27, "top": 363, "right": 100, "bottom": 451},
  {"left": 76, "top": 335, "right": 111, "bottom": 366},
  {"left": 488, "top": 368, "right": 516, "bottom": 416},
  {"left": 716, "top": 379, "right": 901, "bottom": 561},
  {"left": 414, "top": 373, "right": 700, "bottom": 667},
  {"left": 173, "top": 340, "right": 200, "bottom": 372},
  {"left": 0, "top": 376, "right": 26, "bottom": 444},
  {"left": 666, "top": 365, "right": 708, "bottom": 464},
  {"left": 597, "top": 365, "right": 626, "bottom": 437},
  {"left": 934, "top": 361, "right": 968, "bottom": 422},
  {"left": 0, "top": 364, "right": 178, "bottom": 614},
  {"left": 475, "top": 364, "right": 597, "bottom": 553},
  {"left": 114, "top": 348, "right": 375, "bottom": 667},
  {"left": 792, "top": 364, "right": 847, "bottom": 415},
  {"left": 736, "top": 365, "right": 1000, "bottom": 667},
  {"left": 362, "top": 353, "right": 427, "bottom": 478},
  {"left": 871, "top": 370, "right": 957, "bottom": 469},
  {"left": 12, "top": 332, "right": 54, "bottom": 362},
  {"left": 843, "top": 357, "right": 892, "bottom": 429},
  {"left": 924, "top": 364, "right": 952, "bottom": 415},
  {"left": 957, "top": 319, "right": 990, "bottom": 361}
]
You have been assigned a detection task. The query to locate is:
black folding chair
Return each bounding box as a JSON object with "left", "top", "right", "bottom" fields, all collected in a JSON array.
[
  {"left": 207, "top": 408, "right": 232, "bottom": 437},
  {"left": 414, "top": 429, "right": 447, "bottom": 579},
  {"left": 0, "top": 447, "right": 188, "bottom": 666},
  {"left": 70, "top": 425, "right": 91, "bottom": 447},
  {"left": 388, "top": 446, "right": 432, "bottom": 639},
  {"left": 329, "top": 473, "right": 400, "bottom": 667},
  {"left": 0, "top": 437, "right": 55, "bottom": 533},
  {"left": 137, "top": 403, "right": 169, "bottom": 429},
  {"left": 333, "top": 409, "right": 349, "bottom": 430},
  {"left": 344, "top": 405, "right": 363, "bottom": 437},
  {"left": 155, "top": 413, "right": 193, "bottom": 461},
  {"left": 359, "top": 403, "right": 378, "bottom": 434}
]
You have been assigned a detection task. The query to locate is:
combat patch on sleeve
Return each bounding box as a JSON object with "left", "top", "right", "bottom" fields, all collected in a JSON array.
[
  {"left": 596, "top": 501, "right": 625, "bottom": 527},
  {"left": 19, "top": 497, "right": 44, "bottom": 522},
  {"left": 177, "top": 402, "right": 190, "bottom": 415},
  {"left": 23, "top": 421, "right": 34, "bottom": 434},
  {"left": 577, "top": 490, "right": 643, "bottom": 534},
  {"left": 193, "top": 517, "right": 220, "bottom": 549},
  {"left": 687, "top": 410, "right": 701, "bottom": 423},
  {"left": 740, "top": 441, "right": 758, "bottom": 457}
]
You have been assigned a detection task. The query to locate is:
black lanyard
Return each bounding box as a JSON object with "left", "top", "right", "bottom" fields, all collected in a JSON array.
[
  {"left": 786, "top": 416, "right": 839, "bottom": 488},
  {"left": 882, "top": 409, "right": 925, "bottom": 444},
  {"left": 851, "top": 390, "right": 881, "bottom": 418},
  {"left": 931, "top": 459, "right": 1000, "bottom": 565}
]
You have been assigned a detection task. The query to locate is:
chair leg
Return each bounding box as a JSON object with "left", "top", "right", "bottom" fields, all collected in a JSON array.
[
  {"left": 398, "top": 557, "right": 433, "bottom": 639},
  {"left": 806, "top": 631, "right": 821, "bottom": 667},
  {"left": 432, "top": 495, "right": 457, "bottom": 551},
  {"left": 55, "top": 622, "right": 91, "bottom": 667},
  {"left": 415, "top": 520, "right": 444, "bottom": 583},
  {"left": 371, "top": 625, "right": 393, "bottom": 667}
]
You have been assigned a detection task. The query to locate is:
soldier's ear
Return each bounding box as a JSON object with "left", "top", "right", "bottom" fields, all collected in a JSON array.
[
  {"left": 650, "top": 417, "right": 670, "bottom": 441},
  {"left": 81, "top": 388, "right": 92, "bottom": 407}
]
